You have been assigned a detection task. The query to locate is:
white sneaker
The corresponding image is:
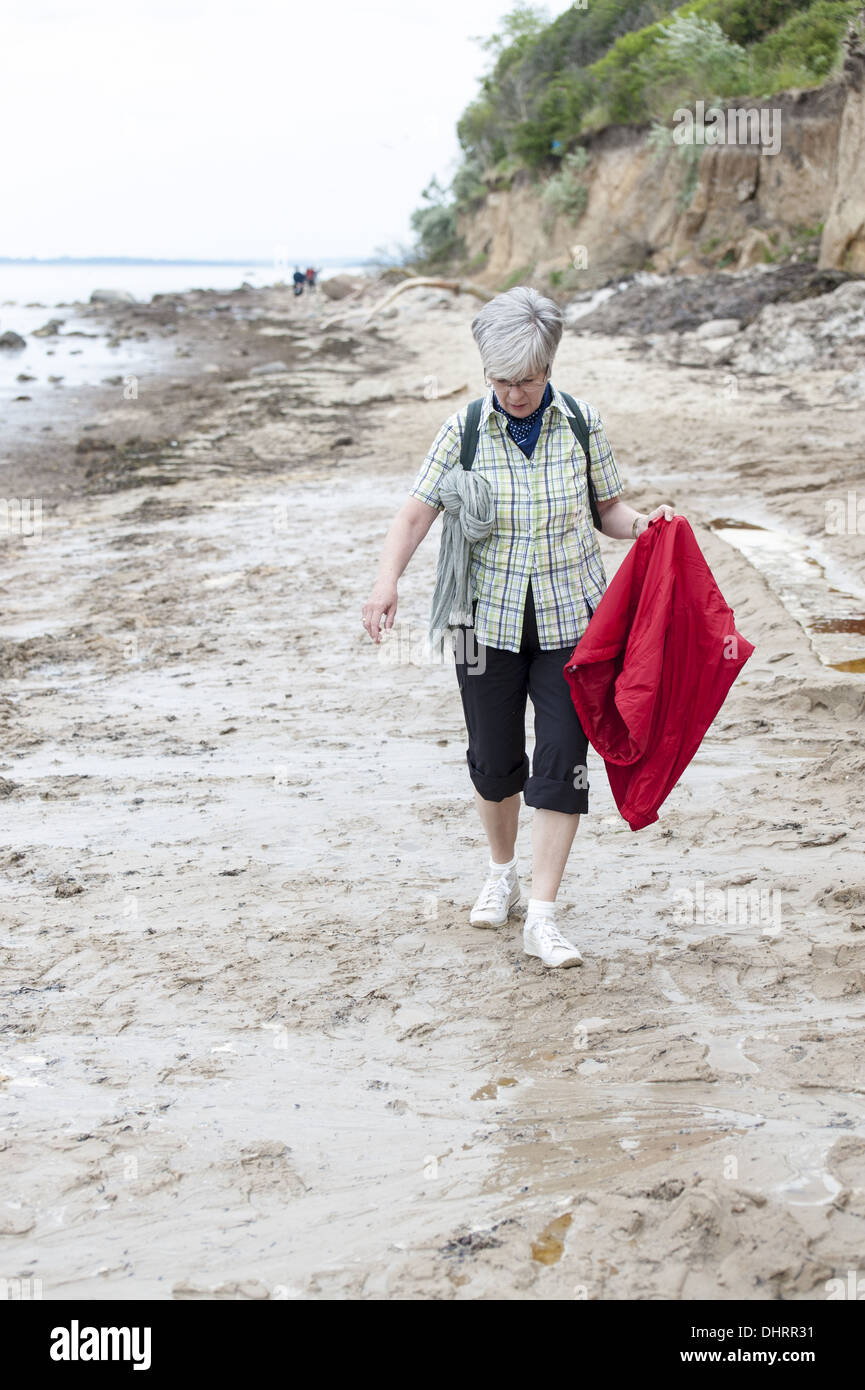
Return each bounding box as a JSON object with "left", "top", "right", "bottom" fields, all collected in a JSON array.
[
  {"left": 523, "top": 916, "right": 583, "bottom": 967},
  {"left": 470, "top": 867, "right": 521, "bottom": 927}
]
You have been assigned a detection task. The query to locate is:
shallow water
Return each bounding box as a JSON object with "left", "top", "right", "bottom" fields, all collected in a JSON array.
[{"left": 710, "top": 515, "right": 865, "bottom": 672}]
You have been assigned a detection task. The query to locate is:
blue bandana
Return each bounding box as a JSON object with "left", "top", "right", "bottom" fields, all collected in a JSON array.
[{"left": 492, "top": 381, "right": 552, "bottom": 457}]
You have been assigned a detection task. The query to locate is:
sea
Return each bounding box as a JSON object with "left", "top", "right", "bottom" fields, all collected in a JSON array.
[{"left": 0, "top": 259, "right": 370, "bottom": 401}]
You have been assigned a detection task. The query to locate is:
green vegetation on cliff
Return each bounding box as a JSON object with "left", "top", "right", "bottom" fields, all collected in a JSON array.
[{"left": 409, "top": 0, "right": 860, "bottom": 267}]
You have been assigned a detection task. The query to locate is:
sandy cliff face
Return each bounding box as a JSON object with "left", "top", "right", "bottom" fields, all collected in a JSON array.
[
  {"left": 460, "top": 78, "right": 857, "bottom": 289},
  {"left": 820, "top": 16, "right": 865, "bottom": 272}
]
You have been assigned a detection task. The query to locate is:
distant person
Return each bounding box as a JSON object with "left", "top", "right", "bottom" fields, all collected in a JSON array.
[
  {"left": 292, "top": 267, "right": 305, "bottom": 296},
  {"left": 305, "top": 266, "right": 317, "bottom": 290}
]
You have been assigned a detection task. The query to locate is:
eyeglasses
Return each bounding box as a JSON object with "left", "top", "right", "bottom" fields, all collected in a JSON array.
[{"left": 487, "top": 373, "right": 548, "bottom": 392}]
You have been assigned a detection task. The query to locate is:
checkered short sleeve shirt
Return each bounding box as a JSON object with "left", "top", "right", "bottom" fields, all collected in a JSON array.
[{"left": 408, "top": 384, "right": 624, "bottom": 653}]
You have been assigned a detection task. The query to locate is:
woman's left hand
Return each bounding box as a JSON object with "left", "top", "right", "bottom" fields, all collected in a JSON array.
[{"left": 641, "top": 504, "right": 677, "bottom": 534}]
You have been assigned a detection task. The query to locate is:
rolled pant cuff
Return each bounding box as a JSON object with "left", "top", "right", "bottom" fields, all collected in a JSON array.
[
  {"left": 466, "top": 752, "right": 529, "bottom": 802},
  {"left": 524, "top": 773, "right": 588, "bottom": 814}
]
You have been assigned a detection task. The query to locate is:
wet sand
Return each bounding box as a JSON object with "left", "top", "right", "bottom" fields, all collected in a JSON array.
[{"left": 1, "top": 280, "right": 865, "bottom": 1299}]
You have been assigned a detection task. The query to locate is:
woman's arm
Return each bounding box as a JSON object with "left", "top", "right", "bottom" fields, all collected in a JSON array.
[
  {"left": 597, "top": 495, "right": 676, "bottom": 540},
  {"left": 362, "top": 497, "right": 440, "bottom": 642}
]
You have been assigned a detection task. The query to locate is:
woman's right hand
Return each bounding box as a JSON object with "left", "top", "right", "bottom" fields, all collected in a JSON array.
[{"left": 362, "top": 582, "right": 398, "bottom": 643}]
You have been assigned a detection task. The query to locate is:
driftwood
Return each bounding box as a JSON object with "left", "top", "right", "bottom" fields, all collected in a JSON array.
[
  {"left": 321, "top": 276, "right": 492, "bottom": 330},
  {"left": 362, "top": 276, "right": 493, "bottom": 322}
]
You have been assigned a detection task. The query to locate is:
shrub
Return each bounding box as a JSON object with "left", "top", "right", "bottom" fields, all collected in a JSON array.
[
  {"left": 647, "top": 119, "right": 704, "bottom": 207},
  {"left": 409, "top": 179, "right": 463, "bottom": 267},
  {"left": 636, "top": 14, "right": 750, "bottom": 118},
  {"left": 541, "top": 149, "right": 591, "bottom": 224},
  {"left": 451, "top": 155, "right": 487, "bottom": 210},
  {"left": 748, "top": 1, "right": 861, "bottom": 84},
  {"left": 499, "top": 265, "right": 534, "bottom": 290}
]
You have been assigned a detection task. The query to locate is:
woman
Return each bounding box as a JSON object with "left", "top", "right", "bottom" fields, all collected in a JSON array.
[{"left": 361, "top": 287, "right": 675, "bottom": 968}]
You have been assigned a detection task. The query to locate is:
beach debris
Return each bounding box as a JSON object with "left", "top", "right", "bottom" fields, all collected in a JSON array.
[
  {"left": 573, "top": 263, "right": 859, "bottom": 336},
  {"left": 440, "top": 1228, "right": 505, "bottom": 1258},
  {"left": 834, "top": 365, "right": 865, "bottom": 398},
  {"left": 359, "top": 275, "right": 492, "bottom": 325},
  {"left": 171, "top": 1279, "right": 271, "bottom": 1300},
  {"left": 54, "top": 877, "right": 84, "bottom": 897},
  {"left": 317, "top": 332, "right": 362, "bottom": 357},
  {"left": 694, "top": 317, "right": 741, "bottom": 337},
  {"left": 248, "top": 360, "right": 290, "bottom": 376}
]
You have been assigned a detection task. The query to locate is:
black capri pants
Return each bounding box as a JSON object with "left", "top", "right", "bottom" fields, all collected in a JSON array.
[{"left": 454, "top": 580, "right": 591, "bottom": 815}]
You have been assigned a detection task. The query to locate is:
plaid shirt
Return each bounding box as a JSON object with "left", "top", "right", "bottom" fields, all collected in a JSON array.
[{"left": 408, "top": 383, "right": 624, "bottom": 653}]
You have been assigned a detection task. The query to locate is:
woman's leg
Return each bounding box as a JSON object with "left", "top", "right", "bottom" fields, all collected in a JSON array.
[
  {"left": 454, "top": 619, "right": 531, "bottom": 832},
  {"left": 531, "top": 809, "right": 580, "bottom": 901},
  {"left": 473, "top": 788, "right": 520, "bottom": 862},
  {"left": 455, "top": 610, "right": 530, "bottom": 923},
  {"left": 523, "top": 599, "right": 590, "bottom": 904}
]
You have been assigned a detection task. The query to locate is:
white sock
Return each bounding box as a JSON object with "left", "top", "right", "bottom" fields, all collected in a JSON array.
[
  {"left": 490, "top": 853, "right": 517, "bottom": 876},
  {"left": 527, "top": 897, "right": 556, "bottom": 920}
]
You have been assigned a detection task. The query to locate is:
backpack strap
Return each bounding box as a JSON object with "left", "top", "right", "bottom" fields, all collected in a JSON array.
[
  {"left": 460, "top": 390, "right": 603, "bottom": 533},
  {"left": 560, "top": 391, "right": 602, "bottom": 532},
  {"left": 459, "top": 398, "right": 484, "bottom": 471}
]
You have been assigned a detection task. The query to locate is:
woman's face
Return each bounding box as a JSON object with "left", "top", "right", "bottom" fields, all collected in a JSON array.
[{"left": 486, "top": 368, "right": 549, "bottom": 417}]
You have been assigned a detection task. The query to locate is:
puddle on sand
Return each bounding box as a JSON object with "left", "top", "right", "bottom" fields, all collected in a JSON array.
[
  {"left": 531, "top": 1212, "right": 572, "bottom": 1265},
  {"left": 710, "top": 516, "right": 865, "bottom": 672},
  {"left": 810, "top": 617, "right": 865, "bottom": 673},
  {"left": 774, "top": 1140, "right": 843, "bottom": 1207},
  {"left": 472, "top": 1077, "right": 519, "bottom": 1101},
  {"left": 702, "top": 1034, "right": 760, "bottom": 1075}
]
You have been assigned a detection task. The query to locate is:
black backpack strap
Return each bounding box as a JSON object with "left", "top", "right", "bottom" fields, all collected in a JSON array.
[
  {"left": 560, "top": 390, "right": 602, "bottom": 532},
  {"left": 459, "top": 398, "right": 484, "bottom": 471}
]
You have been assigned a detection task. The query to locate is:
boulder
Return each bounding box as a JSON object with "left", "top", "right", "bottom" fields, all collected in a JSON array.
[
  {"left": 0, "top": 330, "right": 26, "bottom": 349},
  {"left": 319, "top": 274, "right": 361, "bottom": 301},
  {"left": 695, "top": 317, "right": 741, "bottom": 338},
  {"left": 32, "top": 318, "right": 65, "bottom": 337},
  {"left": 89, "top": 288, "right": 137, "bottom": 305}
]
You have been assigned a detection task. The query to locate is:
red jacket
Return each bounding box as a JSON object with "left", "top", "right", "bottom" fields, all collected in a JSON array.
[{"left": 563, "top": 516, "right": 754, "bottom": 831}]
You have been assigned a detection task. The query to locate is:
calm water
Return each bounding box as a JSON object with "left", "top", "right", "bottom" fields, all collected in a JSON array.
[
  {"left": 0, "top": 260, "right": 369, "bottom": 308},
  {"left": 0, "top": 261, "right": 369, "bottom": 400}
]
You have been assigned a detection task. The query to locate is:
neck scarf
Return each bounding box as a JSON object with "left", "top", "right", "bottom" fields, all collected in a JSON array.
[{"left": 492, "top": 381, "right": 552, "bottom": 445}]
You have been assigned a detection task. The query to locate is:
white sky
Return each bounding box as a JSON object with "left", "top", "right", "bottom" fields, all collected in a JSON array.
[{"left": 3, "top": 0, "right": 573, "bottom": 261}]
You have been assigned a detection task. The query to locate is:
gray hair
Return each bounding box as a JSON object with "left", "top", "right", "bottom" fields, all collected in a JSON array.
[{"left": 471, "top": 286, "right": 564, "bottom": 381}]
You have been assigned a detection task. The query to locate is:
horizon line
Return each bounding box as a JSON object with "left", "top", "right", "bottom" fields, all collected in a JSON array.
[{"left": 0, "top": 255, "right": 378, "bottom": 266}]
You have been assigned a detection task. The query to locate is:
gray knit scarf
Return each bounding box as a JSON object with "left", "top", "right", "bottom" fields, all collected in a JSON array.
[{"left": 428, "top": 468, "right": 495, "bottom": 651}]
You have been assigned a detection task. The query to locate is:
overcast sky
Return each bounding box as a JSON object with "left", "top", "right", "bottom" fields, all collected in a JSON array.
[{"left": 4, "top": 0, "right": 573, "bottom": 261}]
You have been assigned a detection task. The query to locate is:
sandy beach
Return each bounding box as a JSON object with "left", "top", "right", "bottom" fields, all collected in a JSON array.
[{"left": 2, "top": 274, "right": 865, "bottom": 1300}]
